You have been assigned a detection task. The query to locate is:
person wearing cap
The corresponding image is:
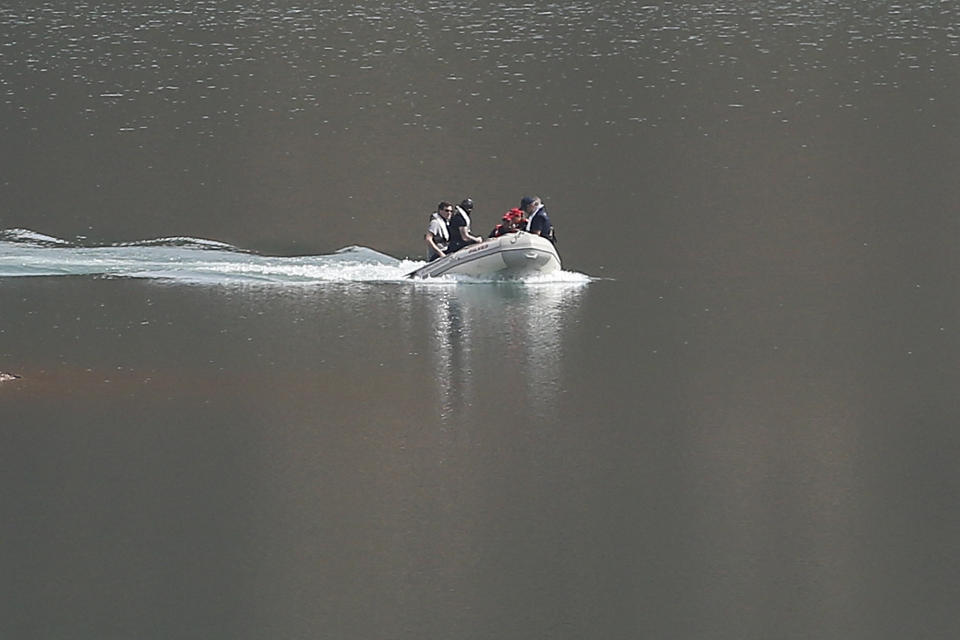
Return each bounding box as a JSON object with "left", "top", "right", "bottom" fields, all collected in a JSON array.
[
  {"left": 520, "top": 195, "right": 555, "bottom": 244},
  {"left": 447, "top": 197, "right": 484, "bottom": 253},
  {"left": 489, "top": 208, "right": 526, "bottom": 238},
  {"left": 425, "top": 201, "right": 452, "bottom": 261}
]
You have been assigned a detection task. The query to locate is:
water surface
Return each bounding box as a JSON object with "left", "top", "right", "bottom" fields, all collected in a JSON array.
[{"left": 3, "top": 2, "right": 959, "bottom": 638}]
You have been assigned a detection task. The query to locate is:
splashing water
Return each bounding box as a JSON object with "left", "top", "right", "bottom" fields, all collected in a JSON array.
[{"left": 0, "top": 229, "right": 590, "bottom": 286}]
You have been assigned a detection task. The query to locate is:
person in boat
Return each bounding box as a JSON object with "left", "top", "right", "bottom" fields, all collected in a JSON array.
[
  {"left": 447, "top": 197, "right": 484, "bottom": 253},
  {"left": 520, "top": 195, "right": 556, "bottom": 244},
  {"left": 489, "top": 208, "right": 526, "bottom": 238},
  {"left": 425, "top": 201, "right": 452, "bottom": 261}
]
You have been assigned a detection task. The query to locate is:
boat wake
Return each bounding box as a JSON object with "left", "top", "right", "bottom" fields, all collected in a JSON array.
[{"left": 0, "top": 229, "right": 590, "bottom": 286}]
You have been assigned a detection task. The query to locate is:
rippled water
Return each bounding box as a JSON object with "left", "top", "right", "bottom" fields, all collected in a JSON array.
[
  {"left": 3, "top": 2, "right": 960, "bottom": 639},
  {"left": 4, "top": 2, "right": 957, "bottom": 135}
]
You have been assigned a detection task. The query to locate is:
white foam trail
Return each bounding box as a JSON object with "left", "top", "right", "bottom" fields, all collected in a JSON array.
[
  {"left": 0, "top": 228, "right": 74, "bottom": 246},
  {"left": 0, "top": 229, "right": 592, "bottom": 286}
]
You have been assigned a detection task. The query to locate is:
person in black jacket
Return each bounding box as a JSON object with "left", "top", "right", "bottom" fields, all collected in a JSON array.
[
  {"left": 447, "top": 198, "right": 484, "bottom": 253},
  {"left": 520, "top": 195, "right": 555, "bottom": 244}
]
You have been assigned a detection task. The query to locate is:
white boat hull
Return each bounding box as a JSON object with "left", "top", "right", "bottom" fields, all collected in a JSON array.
[{"left": 407, "top": 231, "right": 560, "bottom": 279}]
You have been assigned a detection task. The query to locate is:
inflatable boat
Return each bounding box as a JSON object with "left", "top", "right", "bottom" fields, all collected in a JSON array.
[{"left": 407, "top": 231, "right": 560, "bottom": 279}]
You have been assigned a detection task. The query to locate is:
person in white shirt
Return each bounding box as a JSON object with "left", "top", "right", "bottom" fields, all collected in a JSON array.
[{"left": 425, "top": 201, "right": 452, "bottom": 261}]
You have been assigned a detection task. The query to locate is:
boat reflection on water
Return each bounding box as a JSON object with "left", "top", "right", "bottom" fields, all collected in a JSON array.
[{"left": 414, "top": 282, "right": 588, "bottom": 425}]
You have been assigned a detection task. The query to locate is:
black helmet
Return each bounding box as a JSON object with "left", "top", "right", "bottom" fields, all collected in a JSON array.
[{"left": 460, "top": 198, "right": 474, "bottom": 211}]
